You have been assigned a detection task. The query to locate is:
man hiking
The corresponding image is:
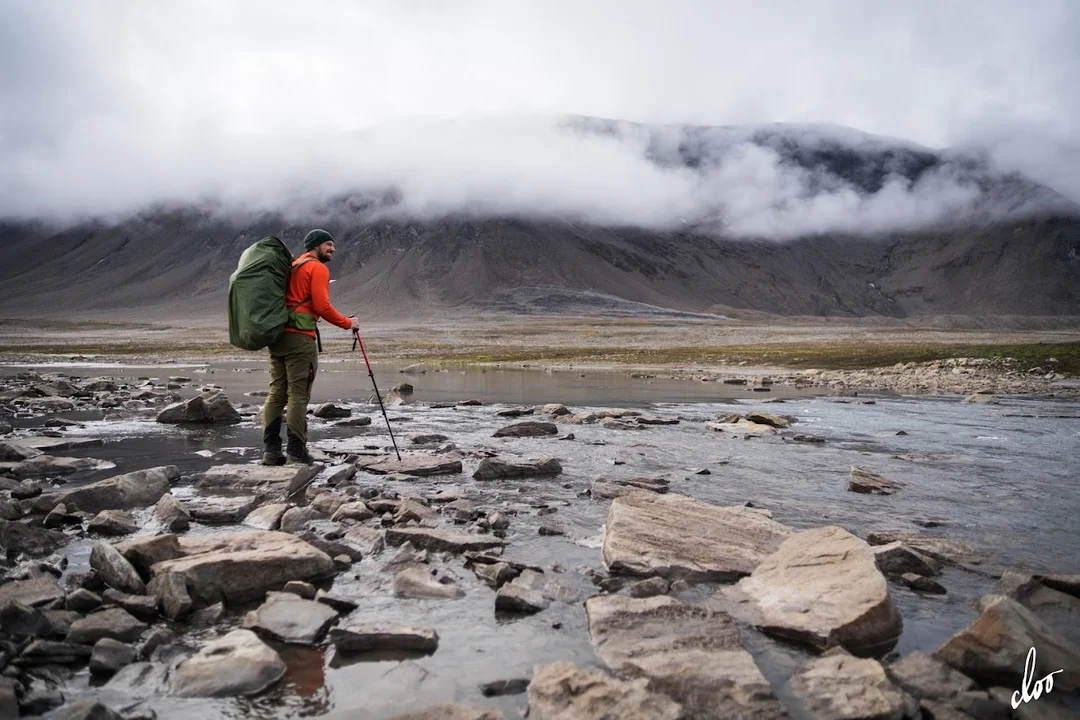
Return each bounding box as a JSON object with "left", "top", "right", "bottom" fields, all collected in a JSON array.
[{"left": 261, "top": 229, "right": 360, "bottom": 465}]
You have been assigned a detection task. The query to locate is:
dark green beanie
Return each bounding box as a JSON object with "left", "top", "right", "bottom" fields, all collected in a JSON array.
[{"left": 304, "top": 228, "right": 334, "bottom": 252}]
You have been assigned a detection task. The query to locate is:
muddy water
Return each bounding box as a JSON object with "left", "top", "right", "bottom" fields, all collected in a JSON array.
[{"left": 5, "top": 361, "right": 1080, "bottom": 719}]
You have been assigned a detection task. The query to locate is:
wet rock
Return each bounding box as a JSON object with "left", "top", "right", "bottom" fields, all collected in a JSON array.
[
  {"left": 705, "top": 418, "right": 778, "bottom": 434},
  {"left": 885, "top": 650, "right": 977, "bottom": 705},
  {"left": 0, "top": 519, "right": 71, "bottom": 557},
  {"left": 156, "top": 392, "right": 242, "bottom": 424},
  {"left": 728, "top": 526, "right": 902, "bottom": 654},
  {"left": 743, "top": 411, "right": 794, "bottom": 428},
  {"left": 243, "top": 502, "right": 291, "bottom": 530},
  {"left": 242, "top": 591, "right": 338, "bottom": 645},
  {"left": 0, "top": 600, "right": 53, "bottom": 639},
  {"left": 590, "top": 476, "right": 669, "bottom": 499},
  {"left": 0, "top": 678, "right": 15, "bottom": 718},
  {"left": 901, "top": 573, "right": 947, "bottom": 594},
  {"left": 66, "top": 588, "right": 102, "bottom": 613},
  {"left": 192, "top": 464, "right": 313, "bottom": 497},
  {"left": 31, "top": 465, "right": 178, "bottom": 514},
  {"left": 0, "top": 440, "right": 41, "bottom": 461},
  {"left": 150, "top": 530, "right": 335, "bottom": 605},
  {"left": 865, "top": 532, "right": 992, "bottom": 570},
  {"left": 473, "top": 561, "right": 519, "bottom": 589},
  {"left": 359, "top": 454, "right": 464, "bottom": 477},
  {"left": 480, "top": 677, "right": 531, "bottom": 697},
  {"left": 309, "top": 490, "right": 350, "bottom": 516},
  {"left": 278, "top": 506, "right": 325, "bottom": 533},
  {"left": 101, "top": 589, "right": 158, "bottom": 622},
  {"left": 331, "top": 500, "right": 375, "bottom": 522},
  {"left": 0, "top": 575, "right": 65, "bottom": 607},
  {"left": 538, "top": 522, "right": 563, "bottom": 536},
  {"left": 115, "top": 534, "right": 182, "bottom": 577},
  {"left": 189, "top": 601, "right": 225, "bottom": 628},
  {"left": 386, "top": 527, "right": 504, "bottom": 554},
  {"left": 495, "top": 570, "right": 551, "bottom": 614},
  {"left": 88, "top": 510, "right": 138, "bottom": 536},
  {"left": 313, "top": 402, "right": 351, "bottom": 418},
  {"left": 588, "top": 595, "right": 784, "bottom": 718},
  {"left": 283, "top": 580, "right": 317, "bottom": 599},
  {"left": 872, "top": 542, "right": 943, "bottom": 577},
  {"left": 472, "top": 457, "right": 562, "bottom": 480},
  {"left": 335, "top": 416, "right": 373, "bottom": 427},
  {"left": 786, "top": 646, "right": 918, "bottom": 719},
  {"left": 408, "top": 433, "right": 450, "bottom": 445},
  {"left": 90, "top": 637, "right": 138, "bottom": 676},
  {"left": 603, "top": 491, "right": 792, "bottom": 583},
  {"left": 330, "top": 625, "right": 439, "bottom": 654},
  {"left": 170, "top": 629, "right": 286, "bottom": 698},
  {"left": 66, "top": 607, "right": 146, "bottom": 645},
  {"left": 50, "top": 699, "right": 128, "bottom": 719},
  {"left": 627, "top": 577, "right": 671, "bottom": 598},
  {"left": 315, "top": 590, "right": 358, "bottom": 613},
  {"left": 540, "top": 403, "right": 571, "bottom": 416},
  {"left": 392, "top": 704, "right": 505, "bottom": 720},
  {"left": 16, "top": 639, "right": 93, "bottom": 665},
  {"left": 154, "top": 493, "right": 190, "bottom": 532},
  {"left": 147, "top": 573, "right": 192, "bottom": 621},
  {"left": 44, "top": 502, "right": 83, "bottom": 528},
  {"left": 90, "top": 542, "right": 146, "bottom": 595},
  {"left": 527, "top": 660, "right": 683, "bottom": 720},
  {"left": 3, "top": 454, "right": 113, "bottom": 479},
  {"left": 964, "top": 393, "right": 999, "bottom": 404},
  {"left": 394, "top": 567, "right": 466, "bottom": 599},
  {"left": 184, "top": 494, "right": 260, "bottom": 524},
  {"left": 18, "top": 436, "right": 104, "bottom": 453},
  {"left": 0, "top": 498, "right": 21, "bottom": 520},
  {"left": 395, "top": 498, "right": 437, "bottom": 525},
  {"left": 493, "top": 421, "right": 558, "bottom": 438},
  {"left": 599, "top": 417, "right": 644, "bottom": 431},
  {"left": 19, "top": 687, "right": 64, "bottom": 715},
  {"left": 933, "top": 594, "right": 1080, "bottom": 691},
  {"left": 849, "top": 466, "right": 904, "bottom": 495}
]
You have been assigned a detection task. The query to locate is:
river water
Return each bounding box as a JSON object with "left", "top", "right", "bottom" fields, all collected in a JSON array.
[{"left": 4, "top": 360, "right": 1079, "bottom": 719}]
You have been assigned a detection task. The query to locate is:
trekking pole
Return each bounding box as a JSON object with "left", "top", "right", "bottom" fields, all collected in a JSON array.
[{"left": 353, "top": 328, "right": 402, "bottom": 461}]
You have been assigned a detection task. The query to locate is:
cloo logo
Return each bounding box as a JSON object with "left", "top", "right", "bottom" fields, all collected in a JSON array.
[{"left": 1011, "top": 647, "right": 1064, "bottom": 709}]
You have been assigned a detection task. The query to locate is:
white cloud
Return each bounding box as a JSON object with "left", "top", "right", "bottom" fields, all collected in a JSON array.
[{"left": 0, "top": 0, "right": 1077, "bottom": 236}]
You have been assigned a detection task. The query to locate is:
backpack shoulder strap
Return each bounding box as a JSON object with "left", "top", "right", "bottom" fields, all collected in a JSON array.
[{"left": 287, "top": 255, "right": 318, "bottom": 312}]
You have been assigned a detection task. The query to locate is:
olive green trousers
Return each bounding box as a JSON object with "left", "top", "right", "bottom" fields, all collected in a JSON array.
[{"left": 262, "top": 331, "right": 318, "bottom": 446}]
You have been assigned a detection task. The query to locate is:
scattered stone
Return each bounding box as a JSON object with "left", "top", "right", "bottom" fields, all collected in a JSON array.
[
  {"left": 864, "top": 532, "right": 991, "bottom": 570},
  {"left": 0, "top": 575, "right": 65, "bottom": 607},
  {"left": 12, "top": 481, "right": 43, "bottom": 499},
  {"left": 727, "top": 526, "right": 903, "bottom": 655},
  {"left": 472, "top": 457, "right": 562, "bottom": 480},
  {"left": 385, "top": 527, "right": 504, "bottom": 554},
  {"left": 314, "top": 402, "right": 351, "bottom": 418},
  {"left": 480, "top": 677, "right": 531, "bottom": 697},
  {"left": 394, "top": 567, "right": 466, "bottom": 599},
  {"left": 586, "top": 595, "right": 785, "bottom": 718},
  {"left": 283, "top": 580, "right": 317, "bottom": 599},
  {"left": 331, "top": 500, "right": 375, "bottom": 523},
  {"left": 114, "top": 533, "right": 182, "bottom": 576},
  {"left": 360, "top": 454, "right": 464, "bottom": 477},
  {"left": 16, "top": 638, "right": 93, "bottom": 665},
  {"left": 786, "top": 647, "right": 918, "bottom": 720},
  {"left": 184, "top": 495, "right": 261, "bottom": 524},
  {"left": 391, "top": 704, "right": 505, "bottom": 720},
  {"left": 495, "top": 570, "right": 550, "bottom": 614},
  {"left": 192, "top": 464, "right": 313, "bottom": 497},
  {"left": 873, "top": 541, "right": 944, "bottom": 577},
  {"left": 150, "top": 530, "right": 335, "bottom": 605},
  {"left": 590, "top": 476, "right": 669, "bottom": 499},
  {"left": 243, "top": 502, "right": 291, "bottom": 530},
  {"left": 885, "top": 650, "right": 978, "bottom": 706},
  {"left": 155, "top": 493, "right": 191, "bottom": 532},
  {"left": 243, "top": 591, "right": 339, "bottom": 645},
  {"left": 933, "top": 594, "right": 1080, "bottom": 691},
  {"left": 102, "top": 589, "right": 158, "bottom": 621},
  {"left": 66, "top": 607, "right": 146, "bottom": 645},
  {"left": 30, "top": 465, "right": 178, "bottom": 514},
  {"left": 603, "top": 491, "right": 792, "bottom": 583},
  {"left": 90, "top": 542, "right": 146, "bottom": 595},
  {"left": 496, "top": 406, "right": 533, "bottom": 418},
  {"left": 493, "top": 421, "right": 558, "bottom": 438},
  {"left": 849, "top": 466, "right": 904, "bottom": 495},
  {"left": 147, "top": 573, "right": 192, "bottom": 621},
  {"left": 90, "top": 637, "right": 139, "bottom": 676},
  {"left": 408, "top": 433, "right": 450, "bottom": 445},
  {"left": 963, "top": 393, "right": 999, "bottom": 404},
  {"left": 330, "top": 625, "right": 439, "bottom": 654},
  {"left": 156, "top": 392, "right": 242, "bottom": 424},
  {"left": 278, "top": 506, "right": 325, "bottom": 533},
  {"left": 0, "top": 519, "right": 71, "bottom": 557},
  {"left": 0, "top": 440, "right": 40, "bottom": 461},
  {"left": 742, "top": 412, "right": 794, "bottom": 428},
  {"left": 66, "top": 588, "right": 103, "bottom": 613},
  {"left": 88, "top": 509, "right": 139, "bottom": 536},
  {"left": 627, "top": 577, "right": 671, "bottom": 598},
  {"left": 169, "top": 629, "right": 286, "bottom": 698},
  {"left": 901, "top": 573, "right": 947, "bottom": 594},
  {"left": 527, "top": 660, "right": 683, "bottom": 720},
  {"left": 315, "top": 590, "right": 359, "bottom": 613}
]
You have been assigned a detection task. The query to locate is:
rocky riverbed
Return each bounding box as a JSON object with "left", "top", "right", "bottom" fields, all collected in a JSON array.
[{"left": 0, "top": 366, "right": 1078, "bottom": 719}]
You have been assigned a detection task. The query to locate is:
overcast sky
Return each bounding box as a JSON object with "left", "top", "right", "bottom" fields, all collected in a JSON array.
[{"left": 1, "top": 0, "right": 1077, "bottom": 235}]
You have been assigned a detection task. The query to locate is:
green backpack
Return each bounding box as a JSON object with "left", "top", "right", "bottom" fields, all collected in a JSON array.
[{"left": 228, "top": 236, "right": 315, "bottom": 350}]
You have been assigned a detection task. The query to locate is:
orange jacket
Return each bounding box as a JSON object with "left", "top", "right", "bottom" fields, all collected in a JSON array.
[{"left": 284, "top": 252, "right": 352, "bottom": 337}]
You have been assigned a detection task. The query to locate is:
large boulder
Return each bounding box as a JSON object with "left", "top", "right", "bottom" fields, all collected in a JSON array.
[
  {"left": 359, "top": 454, "right": 463, "bottom": 477},
  {"left": 66, "top": 608, "right": 146, "bottom": 645},
  {"left": 602, "top": 491, "right": 792, "bottom": 583},
  {"left": 90, "top": 542, "right": 146, "bottom": 595},
  {"left": 242, "top": 591, "right": 339, "bottom": 645},
  {"left": 585, "top": 594, "right": 784, "bottom": 719},
  {"left": 786, "top": 647, "right": 917, "bottom": 719},
  {"left": 526, "top": 661, "right": 683, "bottom": 720},
  {"left": 30, "top": 466, "right": 178, "bottom": 514},
  {"left": 492, "top": 421, "right": 558, "bottom": 438},
  {"left": 0, "top": 440, "right": 41, "bottom": 461},
  {"left": 472, "top": 457, "right": 562, "bottom": 481},
  {"left": 157, "top": 392, "right": 241, "bottom": 424},
  {"left": 191, "top": 464, "right": 313, "bottom": 497},
  {"left": 726, "top": 526, "right": 902, "bottom": 655},
  {"left": 149, "top": 530, "right": 335, "bottom": 606},
  {"left": 933, "top": 594, "right": 1080, "bottom": 691},
  {"left": 169, "top": 629, "right": 286, "bottom": 697},
  {"left": 0, "top": 576, "right": 65, "bottom": 607},
  {"left": 0, "top": 519, "right": 71, "bottom": 557}
]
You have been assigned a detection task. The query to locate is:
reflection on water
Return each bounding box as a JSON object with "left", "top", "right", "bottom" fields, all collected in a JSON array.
[{"left": 3, "top": 362, "right": 1079, "bottom": 719}]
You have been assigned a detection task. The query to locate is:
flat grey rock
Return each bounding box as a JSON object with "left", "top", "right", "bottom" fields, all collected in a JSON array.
[
  {"left": 170, "top": 629, "right": 286, "bottom": 698},
  {"left": 243, "top": 591, "right": 339, "bottom": 645}
]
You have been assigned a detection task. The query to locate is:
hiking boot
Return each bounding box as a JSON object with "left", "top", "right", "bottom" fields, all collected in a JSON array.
[
  {"left": 286, "top": 429, "right": 315, "bottom": 465},
  {"left": 261, "top": 448, "right": 286, "bottom": 466}
]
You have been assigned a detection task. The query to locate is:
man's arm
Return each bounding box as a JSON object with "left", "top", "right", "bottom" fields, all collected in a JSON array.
[{"left": 309, "top": 263, "right": 354, "bottom": 331}]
